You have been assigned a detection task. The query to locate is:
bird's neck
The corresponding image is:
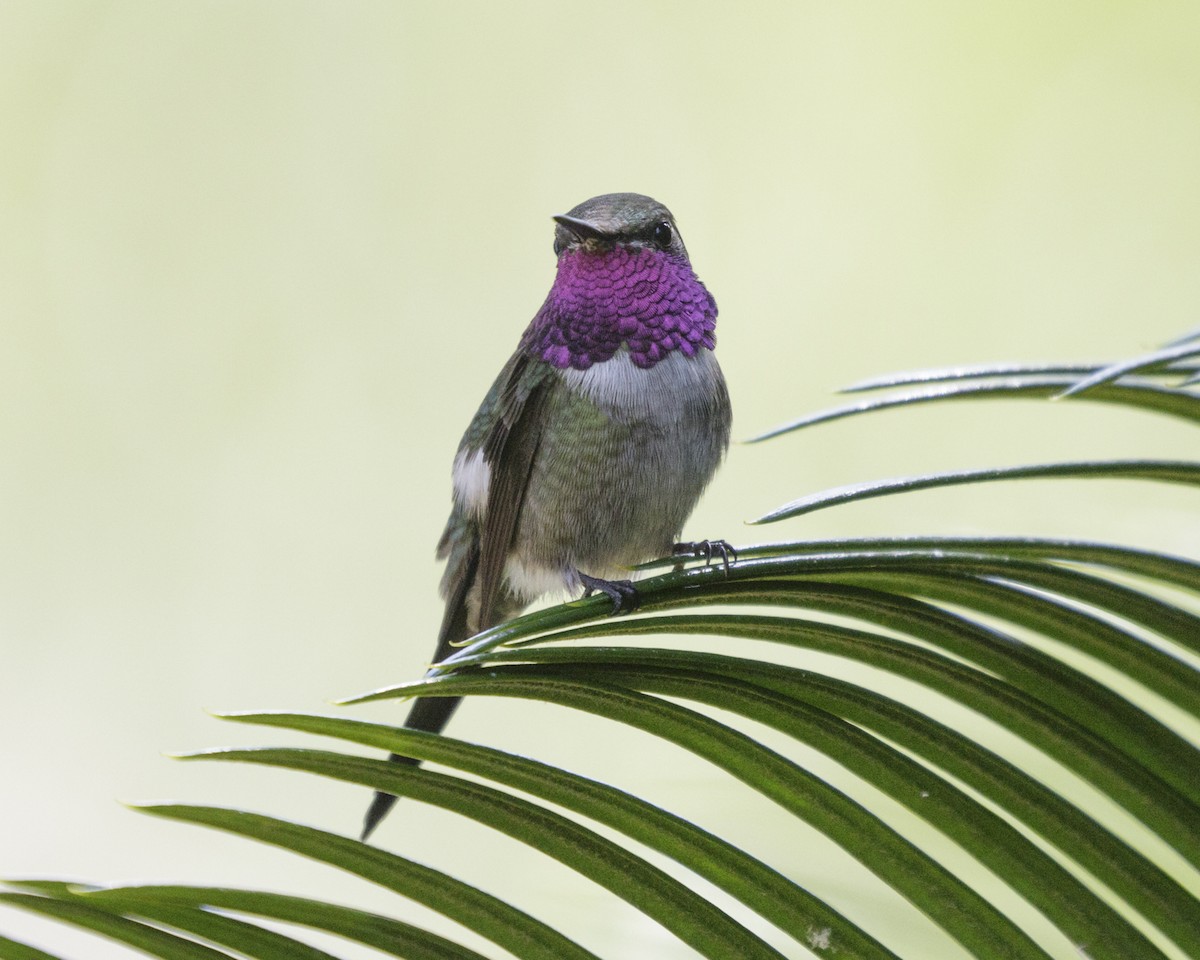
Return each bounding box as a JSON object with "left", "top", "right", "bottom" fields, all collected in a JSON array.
[{"left": 522, "top": 246, "right": 717, "bottom": 371}]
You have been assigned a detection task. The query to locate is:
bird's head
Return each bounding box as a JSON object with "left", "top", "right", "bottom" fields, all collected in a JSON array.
[{"left": 552, "top": 193, "right": 689, "bottom": 262}]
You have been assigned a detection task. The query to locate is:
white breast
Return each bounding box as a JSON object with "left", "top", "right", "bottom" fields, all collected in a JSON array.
[{"left": 559, "top": 347, "right": 722, "bottom": 423}]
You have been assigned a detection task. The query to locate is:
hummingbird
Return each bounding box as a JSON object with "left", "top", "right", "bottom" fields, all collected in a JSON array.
[{"left": 361, "top": 192, "right": 732, "bottom": 839}]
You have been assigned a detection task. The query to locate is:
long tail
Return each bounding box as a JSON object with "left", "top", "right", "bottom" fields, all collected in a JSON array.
[
  {"left": 360, "top": 541, "right": 480, "bottom": 841},
  {"left": 359, "top": 695, "right": 462, "bottom": 839}
]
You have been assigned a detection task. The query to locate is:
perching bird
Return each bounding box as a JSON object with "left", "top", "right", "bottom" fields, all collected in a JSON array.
[{"left": 362, "top": 192, "right": 731, "bottom": 839}]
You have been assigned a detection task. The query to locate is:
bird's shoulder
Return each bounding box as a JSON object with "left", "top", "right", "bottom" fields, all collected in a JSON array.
[
  {"left": 456, "top": 351, "right": 561, "bottom": 455},
  {"left": 439, "top": 351, "right": 560, "bottom": 558}
]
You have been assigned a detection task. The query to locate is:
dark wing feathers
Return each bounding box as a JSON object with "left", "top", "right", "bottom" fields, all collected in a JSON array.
[
  {"left": 475, "top": 354, "right": 551, "bottom": 627},
  {"left": 434, "top": 351, "right": 554, "bottom": 638}
]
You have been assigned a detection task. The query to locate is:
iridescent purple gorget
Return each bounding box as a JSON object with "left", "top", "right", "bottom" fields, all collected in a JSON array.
[{"left": 522, "top": 244, "right": 717, "bottom": 370}]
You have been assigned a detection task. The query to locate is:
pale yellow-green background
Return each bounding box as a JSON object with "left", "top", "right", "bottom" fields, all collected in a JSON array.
[{"left": 3, "top": 3, "right": 1199, "bottom": 959}]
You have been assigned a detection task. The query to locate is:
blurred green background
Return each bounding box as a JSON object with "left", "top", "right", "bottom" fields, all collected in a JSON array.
[{"left": 3, "top": 3, "right": 1199, "bottom": 958}]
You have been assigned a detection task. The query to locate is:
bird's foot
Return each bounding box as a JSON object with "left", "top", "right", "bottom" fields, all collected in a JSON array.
[
  {"left": 672, "top": 539, "right": 737, "bottom": 575},
  {"left": 577, "top": 572, "right": 640, "bottom": 615}
]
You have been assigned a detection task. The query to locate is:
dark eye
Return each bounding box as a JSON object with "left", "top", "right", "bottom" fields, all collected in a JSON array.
[{"left": 651, "top": 221, "right": 673, "bottom": 249}]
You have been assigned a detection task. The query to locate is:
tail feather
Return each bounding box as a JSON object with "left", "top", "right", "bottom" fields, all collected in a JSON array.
[
  {"left": 360, "top": 696, "right": 462, "bottom": 840},
  {"left": 359, "top": 539, "right": 479, "bottom": 841}
]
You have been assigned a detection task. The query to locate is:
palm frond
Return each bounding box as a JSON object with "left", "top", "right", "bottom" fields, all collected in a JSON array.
[
  {"left": 6, "top": 329, "right": 1200, "bottom": 960},
  {"left": 753, "top": 331, "right": 1200, "bottom": 441},
  {"left": 749, "top": 459, "right": 1200, "bottom": 523},
  {"left": 1059, "top": 340, "right": 1200, "bottom": 397}
]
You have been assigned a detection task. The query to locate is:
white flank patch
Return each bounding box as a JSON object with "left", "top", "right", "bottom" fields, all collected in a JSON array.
[{"left": 452, "top": 447, "right": 491, "bottom": 517}]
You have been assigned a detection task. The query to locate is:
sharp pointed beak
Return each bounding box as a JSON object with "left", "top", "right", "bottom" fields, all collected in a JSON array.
[{"left": 552, "top": 213, "right": 609, "bottom": 242}]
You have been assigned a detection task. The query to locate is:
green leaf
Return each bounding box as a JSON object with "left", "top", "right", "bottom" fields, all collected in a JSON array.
[
  {"left": 345, "top": 672, "right": 1059, "bottom": 960},
  {"left": 822, "top": 566, "right": 1200, "bottom": 709},
  {"left": 79, "top": 900, "right": 336, "bottom": 960},
  {"left": 129, "top": 806, "right": 601, "bottom": 960},
  {"left": 0, "top": 934, "right": 66, "bottom": 960},
  {"left": 0, "top": 893, "right": 234, "bottom": 960},
  {"left": 838, "top": 361, "right": 1199, "bottom": 392},
  {"left": 536, "top": 648, "right": 1200, "bottom": 955},
  {"left": 432, "top": 650, "right": 1188, "bottom": 960},
  {"left": 218, "top": 707, "right": 1200, "bottom": 958},
  {"left": 841, "top": 362, "right": 1106, "bottom": 391},
  {"left": 422, "top": 596, "right": 1200, "bottom": 872},
  {"left": 748, "top": 378, "right": 1200, "bottom": 442},
  {"left": 665, "top": 552, "right": 1200, "bottom": 788},
  {"left": 1165, "top": 325, "right": 1200, "bottom": 347},
  {"left": 729, "top": 536, "right": 1200, "bottom": 596},
  {"left": 71, "top": 886, "right": 492, "bottom": 960},
  {"left": 751, "top": 460, "right": 1200, "bottom": 524},
  {"left": 1059, "top": 341, "right": 1200, "bottom": 397},
  {"left": 164, "top": 755, "right": 786, "bottom": 960},
  {"left": 5, "top": 883, "right": 340, "bottom": 960},
  {"left": 209, "top": 711, "right": 900, "bottom": 960}
]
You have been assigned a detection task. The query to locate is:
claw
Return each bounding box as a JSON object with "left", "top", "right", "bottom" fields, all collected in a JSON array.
[
  {"left": 672, "top": 539, "right": 737, "bottom": 575},
  {"left": 577, "top": 571, "right": 640, "bottom": 615}
]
